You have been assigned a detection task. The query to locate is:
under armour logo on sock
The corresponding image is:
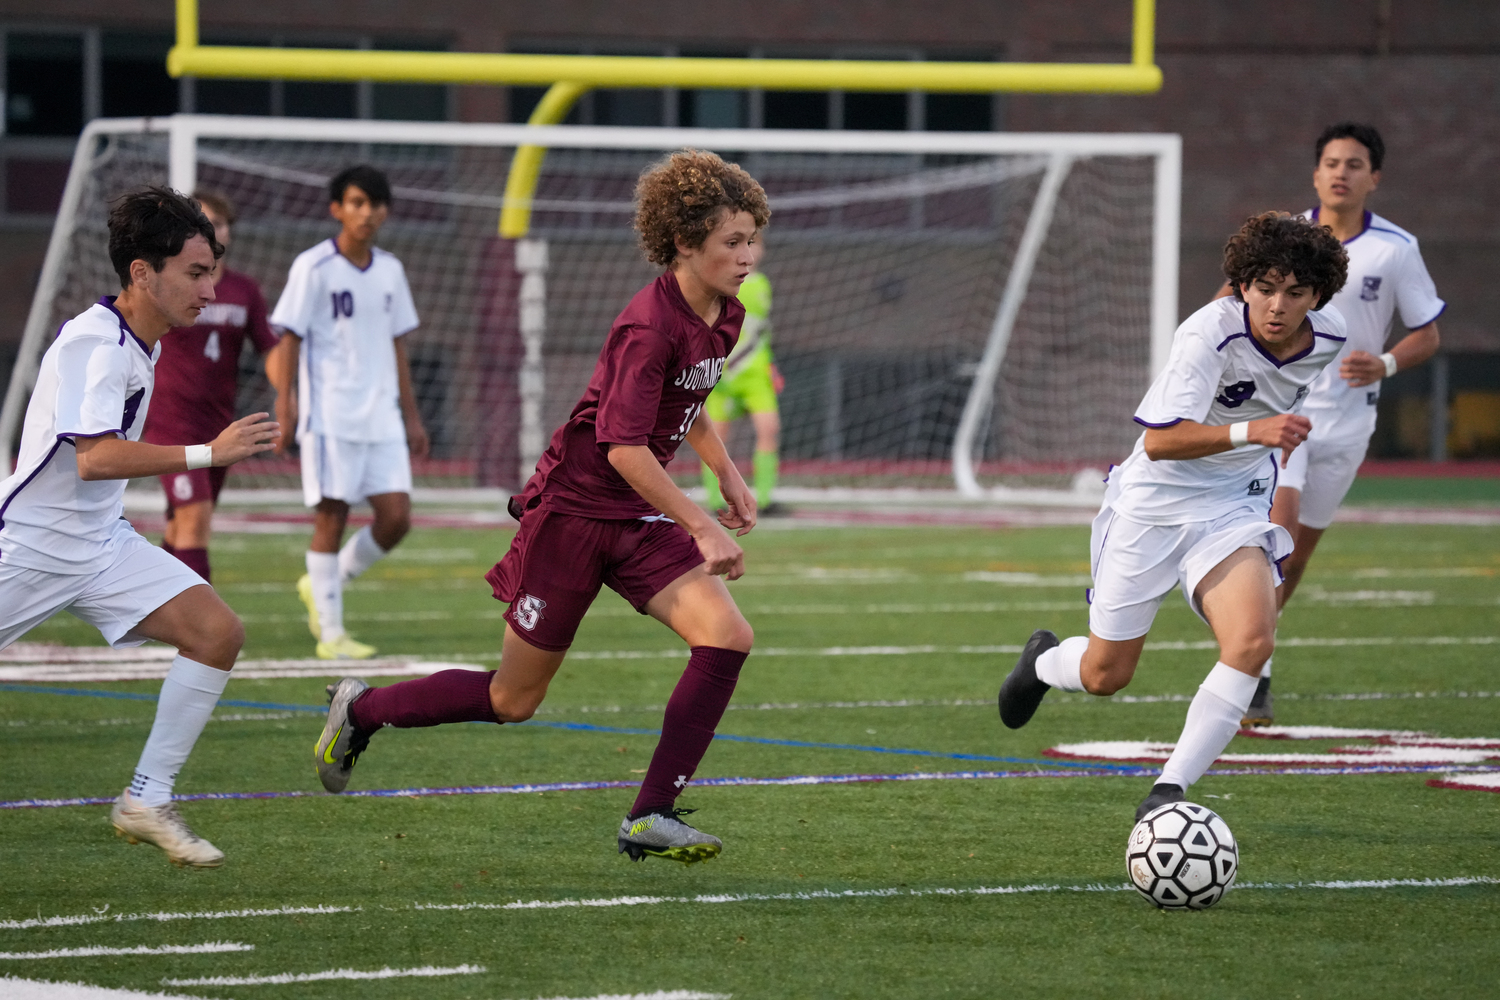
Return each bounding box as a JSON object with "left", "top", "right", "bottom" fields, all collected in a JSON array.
[{"left": 674, "top": 775, "right": 688, "bottom": 788}]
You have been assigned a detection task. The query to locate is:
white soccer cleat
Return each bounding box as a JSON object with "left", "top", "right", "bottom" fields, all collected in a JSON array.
[
  {"left": 296, "top": 573, "right": 321, "bottom": 641},
  {"left": 110, "top": 791, "right": 224, "bottom": 868}
]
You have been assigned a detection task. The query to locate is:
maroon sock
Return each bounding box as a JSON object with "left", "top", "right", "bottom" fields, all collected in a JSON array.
[
  {"left": 172, "top": 547, "right": 211, "bottom": 583},
  {"left": 349, "top": 669, "right": 498, "bottom": 730},
  {"left": 631, "top": 646, "right": 747, "bottom": 816}
]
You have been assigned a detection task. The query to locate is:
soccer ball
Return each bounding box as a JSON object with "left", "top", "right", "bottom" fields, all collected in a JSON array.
[{"left": 1126, "top": 801, "right": 1238, "bottom": 910}]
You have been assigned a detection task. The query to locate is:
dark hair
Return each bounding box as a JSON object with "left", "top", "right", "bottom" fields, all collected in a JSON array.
[
  {"left": 107, "top": 186, "right": 223, "bottom": 288},
  {"left": 192, "top": 187, "right": 236, "bottom": 225},
  {"left": 1223, "top": 212, "right": 1349, "bottom": 310},
  {"left": 1315, "top": 122, "right": 1385, "bottom": 172},
  {"left": 634, "top": 149, "right": 770, "bottom": 267},
  {"left": 329, "top": 164, "right": 392, "bottom": 206}
]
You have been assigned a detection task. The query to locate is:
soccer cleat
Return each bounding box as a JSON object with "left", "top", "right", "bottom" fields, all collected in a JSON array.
[
  {"left": 617, "top": 807, "right": 723, "bottom": 864},
  {"left": 316, "top": 634, "right": 378, "bottom": 660},
  {"left": 296, "top": 573, "right": 321, "bottom": 641},
  {"left": 110, "top": 792, "right": 224, "bottom": 868},
  {"left": 1134, "top": 782, "right": 1186, "bottom": 822},
  {"left": 1241, "top": 676, "right": 1274, "bottom": 727},
  {"left": 997, "top": 629, "right": 1060, "bottom": 729},
  {"left": 315, "top": 677, "right": 373, "bottom": 792}
]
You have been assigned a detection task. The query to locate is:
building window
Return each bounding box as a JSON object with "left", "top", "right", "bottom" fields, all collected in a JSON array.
[
  {"left": 925, "top": 93, "right": 993, "bottom": 131},
  {"left": 101, "top": 33, "right": 176, "bottom": 118},
  {"left": 6, "top": 33, "right": 84, "bottom": 136},
  {"left": 763, "top": 91, "right": 828, "bottom": 130},
  {"left": 844, "top": 92, "right": 908, "bottom": 131}
]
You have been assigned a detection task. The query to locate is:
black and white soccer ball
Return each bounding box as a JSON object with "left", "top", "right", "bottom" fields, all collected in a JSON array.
[{"left": 1126, "top": 801, "right": 1238, "bottom": 910}]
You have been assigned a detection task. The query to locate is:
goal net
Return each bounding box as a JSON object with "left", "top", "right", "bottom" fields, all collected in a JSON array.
[{"left": 3, "top": 116, "right": 1178, "bottom": 498}]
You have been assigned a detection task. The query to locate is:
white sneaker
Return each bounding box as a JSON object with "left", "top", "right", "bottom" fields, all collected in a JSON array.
[{"left": 110, "top": 791, "right": 225, "bottom": 868}]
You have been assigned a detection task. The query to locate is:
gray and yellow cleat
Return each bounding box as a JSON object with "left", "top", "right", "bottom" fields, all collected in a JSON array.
[
  {"left": 1241, "top": 676, "right": 1274, "bottom": 728},
  {"left": 296, "top": 573, "right": 321, "bottom": 641},
  {"left": 618, "top": 807, "right": 722, "bottom": 864},
  {"left": 315, "top": 677, "right": 373, "bottom": 793},
  {"left": 110, "top": 792, "right": 224, "bottom": 868}
]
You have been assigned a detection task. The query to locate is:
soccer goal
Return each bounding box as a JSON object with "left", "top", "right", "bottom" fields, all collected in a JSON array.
[{"left": 1, "top": 115, "right": 1179, "bottom": 498}]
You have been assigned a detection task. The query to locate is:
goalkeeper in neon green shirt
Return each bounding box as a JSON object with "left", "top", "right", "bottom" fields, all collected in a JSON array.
[{"left": 702, "top": 268, "right": 782, "bottom": 513}]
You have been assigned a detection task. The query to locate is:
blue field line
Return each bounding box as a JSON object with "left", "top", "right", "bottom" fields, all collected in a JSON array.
[
  {"left": 0, "top": 681, "right": 1137, "bottom": 772},
  {"left": 6, "top": 762, "right": 1497, "bottom": 811}
]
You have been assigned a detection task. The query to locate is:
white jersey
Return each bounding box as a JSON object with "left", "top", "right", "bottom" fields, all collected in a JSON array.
[
  {"left": 1299, "top": 208, "right": 1445, "bottom": 443},
  {"left": 270, "top": 239, "right": 419, "bottom": 443},
  {"left": 0, "top": 299, "right": 160, "bottom": 574},
  {"left": 1108, "top": 297, "right": 1347, "bottom": 525}
]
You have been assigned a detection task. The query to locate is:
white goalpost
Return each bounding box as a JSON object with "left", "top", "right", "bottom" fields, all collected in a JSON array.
[{"left": 2, "top": 114, "right": 1179, "bottom": 500}]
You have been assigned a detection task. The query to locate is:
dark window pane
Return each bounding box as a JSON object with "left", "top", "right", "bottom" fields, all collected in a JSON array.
[
  {"left": 507, "top": 86, "right": 582, "bottom": 124},
  {"left": 926, "top": 93, "right": 992, "bottom": 131},
  {"left": 102, "top": 33, "right": 178, "bottom": 118},
  {"left": 594, "top": 90, "right": 662, "bottom": 126},
  {"left": 373, "top": 84, "right": 447, "bottom": 121},
  {"left": 685, "top": 90, "right": 744, "bottom": 128},
  {"left": 7, "top": 34, "right": 83, "bottom": 136},
  {"left": 285, "top": 82, "right": 357, "bottom": 119},
  {"left": 764, "top": 91, "right": 827, "bottom": 129},
  {"left": 196, "top": 80, "right": 272, "bottom": 116},
  {"left": 845, "top": 92, "right": 907, "bottom": 131}
]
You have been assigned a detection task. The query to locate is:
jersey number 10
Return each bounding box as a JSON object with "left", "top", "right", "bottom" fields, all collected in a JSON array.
[{"left": 331, "top": 291, "right": 355, "bottom": 319}]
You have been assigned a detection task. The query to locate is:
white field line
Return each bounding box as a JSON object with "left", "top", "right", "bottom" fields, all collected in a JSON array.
[
  {"left": 533, "top": 993, "right": 729, "bottom": 1000},
  {"left": 1430, "top": 772, "right": 1500, "bottom": 792},
  {"left": 0, "top": 660, "right": 486, "bottom": 683},
  {"left": 0, "top": 977, "right": 215, "bottom": 1000},
  {"left": 162, "top": 964, "right": 485, "bottom": 986},
  {"left": 0, "top": 905, "right": 354, "bottom": 932},
  {"left": 0, "top": 942, "right": 251, "bottom": 960},
  {"left": 420, "top": 875, "right": 1500, "bottom": 914},
  {"left": 1049, "top": 740, "right": 1500, "bottom": 765}
]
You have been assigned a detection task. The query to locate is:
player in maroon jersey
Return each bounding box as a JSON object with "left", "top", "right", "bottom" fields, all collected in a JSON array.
[
  {"left": 313, "top": 150, "right": 768, "bottom": 864},
  {"left": 142, "top": 190, "right": 282, "bottom": 582}
]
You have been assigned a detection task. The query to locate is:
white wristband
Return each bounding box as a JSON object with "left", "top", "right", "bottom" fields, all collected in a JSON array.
[
  {"left": 1228, "top": 422, "right": 1250, "bottom": 448},
  {"left": 1380, "top": 352, "right": 1398, "bottom": 378},
  {"left": 184, "top": 445, "right": 213, "bottom": 470}
]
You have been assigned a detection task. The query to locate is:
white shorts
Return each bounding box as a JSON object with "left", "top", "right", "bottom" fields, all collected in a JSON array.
[
  {"left": 1087, "top": 504, "right": 1294, "bottom": 641},
  {"left": 0, "top": 522, "right": 205, "bottom": 649},
  {"left": 1278, "top": 435, "right": 1366, "bottom": 530},
  {"left": 300, "top": 433, "right": 412, "bottom": 507}
]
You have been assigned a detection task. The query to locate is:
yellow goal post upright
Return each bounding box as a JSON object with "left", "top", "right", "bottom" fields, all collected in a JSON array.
[{"left": 1, "top": 2, "right": 1178, "bottom": 497}]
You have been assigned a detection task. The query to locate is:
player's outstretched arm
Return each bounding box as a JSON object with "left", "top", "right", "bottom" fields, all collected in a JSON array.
[
  {"left": 607, "top": 443, "right": 748, "bottom": 580},
  {"left": 685, "top": 415, "right": 757, "bottom": 533},
  {"left": 1144, "top": 414, "right": 1312, "bottom": 469},
  {"left": 75, "top": 413, "right": 279, "bottom": 481}
]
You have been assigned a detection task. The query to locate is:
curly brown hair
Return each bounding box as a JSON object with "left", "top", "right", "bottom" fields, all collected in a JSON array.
[
  {"left": 634, "top": 149, "right": 770, "bottom": 267},
  {"left": 1223, "top": 211, "right": 1348, "bottom": 309}
]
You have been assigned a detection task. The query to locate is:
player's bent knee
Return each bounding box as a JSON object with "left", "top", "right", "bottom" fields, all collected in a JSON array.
[
  {"left": 489, "top": 689, "right": 540, "bottom": 723},
  {"left": 1221, "top": 634, "right": 1274, "bottom": 672}
]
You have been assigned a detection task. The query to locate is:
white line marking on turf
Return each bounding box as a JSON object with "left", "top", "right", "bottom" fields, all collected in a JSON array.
[
  {"left": 533, "top": 993, "right": 730, "bottom": 1000},
  {"left": 162, "top": 964, "right": 484, "bottom": 986},
  {"left": 0, "top": 976, "right": 215, "bottom": 999},
  {"left": 1429, "top": 772, "right": 1500, "bottom": 793},
  {"left": 0, "top": 942, "right": 252, "bottom": 960},
  {"left": 1049, "top": 740, "right": 1500, "bottom": 765},
  {"left": 0, "top": 905, "right": 354, "bottom": 932},
  {"left": 418, "top": 875, "right": 1500, "bottom": 914},
  {"left": 0, "top": 659, "right": 487, "bottom": 682}
]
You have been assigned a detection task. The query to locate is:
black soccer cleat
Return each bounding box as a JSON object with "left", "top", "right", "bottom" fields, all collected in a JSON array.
[
  {"left": 997, "top": 629, "right": 1060, "bottom": 729},
  {"left": 1240, "top": 675, "right": 1274, "bottom": 728},
  {"left": 1134, "top": 782, "right": 1186, "bottom": 822}
]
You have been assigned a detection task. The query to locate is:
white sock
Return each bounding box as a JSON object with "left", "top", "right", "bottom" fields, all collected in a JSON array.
[
  {"left": 338, "top": 525, "right": 388, "bottom": 584},
  {"left": 129, "top": 655, "right": 231, "bottom": 807},
  {"left": 307, "top": 550, "right": 345, "bottom": 642},
  {"left": 1035, "top": 635, "right": 1088, "bottom": 692},
  {"left": 1260, "top": 657, "right": 1272, "bottom": 679},
  {"left": 1158, "top": 662, "right": 1261, "bottom": 791}
]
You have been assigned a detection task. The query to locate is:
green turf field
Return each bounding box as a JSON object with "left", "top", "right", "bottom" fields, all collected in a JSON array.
[{"left": 2, "top": 521, "right": 1497, "bottom": 999}]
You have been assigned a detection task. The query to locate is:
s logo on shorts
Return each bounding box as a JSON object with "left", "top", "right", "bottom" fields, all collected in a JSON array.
[
  {"left": 172, "top": 474, "right": 194, "bottom": 502},
  {"left": 512, "top": 593, "right": 547, "bottom": 631}
]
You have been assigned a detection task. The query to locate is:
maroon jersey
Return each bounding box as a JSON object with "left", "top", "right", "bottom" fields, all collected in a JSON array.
[
  {"left": 142, "top": 268, "right": 279, "bottom": 445},
  {"left": 514, "top": 272, "right": 744, "bottom": 520}
]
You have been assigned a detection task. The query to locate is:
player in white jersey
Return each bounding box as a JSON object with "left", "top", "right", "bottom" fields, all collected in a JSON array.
[
  {"left": 270, "top": 165, "right": 429, "bottom": 660},
  {"left": 1216, "top": 124, "right": 1444, "bottom": 726},
  {"left": 0, "top": 188, "right": 278, "bottom": 865},
  {"left": 997, "top": 212, "right": 1349, "bottom": 820}
]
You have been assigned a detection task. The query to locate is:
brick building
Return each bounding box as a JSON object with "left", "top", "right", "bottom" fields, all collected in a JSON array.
[{"left": 1, "top": 0, "right": 1495, "bottom": 458}]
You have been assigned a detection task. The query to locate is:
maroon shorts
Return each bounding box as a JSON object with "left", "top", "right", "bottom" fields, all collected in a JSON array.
[
  {"left": 485, "top": 506, "right": 705, "bottom": 652},
  {"left": 159, "top": 466, "right": 229, "bottom": 514}
]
